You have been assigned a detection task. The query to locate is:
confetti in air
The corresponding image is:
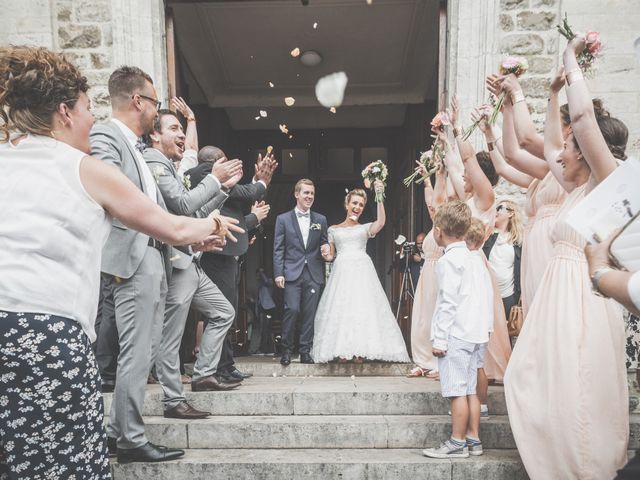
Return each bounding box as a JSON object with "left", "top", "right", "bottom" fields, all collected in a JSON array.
[
  {"left": 259, "top": 110, "right": 267, "bottom": 118},
  {"left": 268, "top": 81, "right": 275, "bottom": 88},
  {"left": 290, "top": 47, "right": 301, "bottom": 57},
  {"left": 284, "top": 97, "right": 296, "bottom": 106},
  {"left": 313, "top": 22, "right": 318, "bottom": 29},
  {"left": 315, "top": 71, "right": 348, "bottom": 108},
  {"left": 329, "top": 107, "right": 337, "bottom": 114}
]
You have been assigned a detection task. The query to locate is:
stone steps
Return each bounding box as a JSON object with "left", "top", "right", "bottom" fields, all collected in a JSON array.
[
  {"left": 134, "top": 414, "right": 516, "bottom": 450},
  {"left": 110, "top": 448, "right": 529, "bottom": 480},
  {"left": 104, "top": 377, "right": 508, "bottom": 416},
  {"left": 227, "top": 357, "right": 413, "bottom": 377}
]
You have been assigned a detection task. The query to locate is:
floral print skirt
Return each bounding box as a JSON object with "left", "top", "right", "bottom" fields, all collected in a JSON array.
[{"left": 0, "top": 311, "right": 111, "bottom": 480}]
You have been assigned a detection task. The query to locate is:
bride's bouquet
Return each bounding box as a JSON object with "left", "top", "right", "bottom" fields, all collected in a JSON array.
[
  {"left": 404, "top": 112, "right": 448, "bottom": 186},
  {"left": 361, "top": 160, "right": 388, "bottom": 203},
  {"left": 557, "top": 13, "right": 603, "bottom": 74},
  {"left": 462, "top": 56, "right": 528, "bottom": 140}
]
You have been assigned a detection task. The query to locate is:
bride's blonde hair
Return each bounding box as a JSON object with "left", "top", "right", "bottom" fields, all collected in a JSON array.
[{"left": 344, "top": 188, "right": 367, "bottom": 209}]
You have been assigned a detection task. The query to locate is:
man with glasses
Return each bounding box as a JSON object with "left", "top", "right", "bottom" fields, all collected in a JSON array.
[{"left": 90, "top": 66, "right": 184, "bottom": 463}]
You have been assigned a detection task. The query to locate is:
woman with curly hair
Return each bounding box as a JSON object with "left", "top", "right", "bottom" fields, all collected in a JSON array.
[{"left": 0, "top": 46, "right": 237, "bottom": 479}]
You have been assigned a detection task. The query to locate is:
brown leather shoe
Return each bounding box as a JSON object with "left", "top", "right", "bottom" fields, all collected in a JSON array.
[
  {"left": 164, "top": 401, "right": 211, "bottom": 419},
  {"left": 191, "top": 374, "right": 241, "bottom": 392}
]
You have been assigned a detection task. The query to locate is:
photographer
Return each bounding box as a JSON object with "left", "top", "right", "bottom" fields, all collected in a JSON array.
[{"left": 399, "top": 232, "right": 426, "bottom": 291}]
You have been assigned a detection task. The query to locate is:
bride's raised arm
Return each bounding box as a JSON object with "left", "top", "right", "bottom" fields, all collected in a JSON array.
[{"left": 368, "top": 180, "right": 386, "bottom": 237}]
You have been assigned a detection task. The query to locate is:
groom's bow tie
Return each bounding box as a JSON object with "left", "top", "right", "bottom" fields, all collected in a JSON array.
[{"left": 296, "top": 211, "right": 310, "bottom": 218}]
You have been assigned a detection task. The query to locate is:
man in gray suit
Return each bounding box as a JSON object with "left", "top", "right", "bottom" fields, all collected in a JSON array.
[
  {"left": 144, "top": 109, "right": 245, "bottom": 420},
  {"left": 90, "top": 66, "right": 184, "bottom": 463},
  {"left": 273, "top": 179, "right": 329, "bottom": 366}
]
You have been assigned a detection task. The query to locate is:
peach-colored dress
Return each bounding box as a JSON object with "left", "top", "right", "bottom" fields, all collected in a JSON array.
[
  {"left": 410, "top": 230, "right": 443, "bottom": 371},
  {"left": 505, "top": 184, "right": 627, "bottom": 480},
  {"left": 521, "top": 172, "right": 567, "bottom": 316},
  {"left": 467, "top": 197, "right": 512, "bottom": 381}
]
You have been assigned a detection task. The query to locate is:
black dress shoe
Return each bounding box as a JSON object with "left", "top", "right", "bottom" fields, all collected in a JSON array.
[
  {"left": 107, "top": 437, "right": 117, "bottom": 457},
  {"left": 229, "top": 368, "right": 252, "bottom": 379},
  {"left": 216, "top": 370, "right": 244, "bottom": 384},
  {"left": 300, "top": 353, "right": 315, "bottom": 364},
  {"left": 101, "top": 383, "right": 115, "bottom": 393},
  {"left": 280, "top": 351, "right": 291, "bottom": 366},
  {"left": 117, "top": 441, "right": 184, "bottom": 463},
  {"left": 164, "top": 401, "right": 211, "bottom": 419},
  {"left": 191, "top": 374, "right": 240, "bottom": 392}
]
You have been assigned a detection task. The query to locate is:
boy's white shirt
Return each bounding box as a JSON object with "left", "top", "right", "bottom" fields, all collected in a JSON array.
[
  {"left": 430, "top": 242, "right": 494, "bottom": 351},
  {"left": 177, "top": 148, "right": 198, "bottom": 178}
]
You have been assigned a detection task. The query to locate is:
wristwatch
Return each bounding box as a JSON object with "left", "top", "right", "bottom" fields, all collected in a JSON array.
[{"left": 590, "top": 267, "right": 614, "bottom": 297}]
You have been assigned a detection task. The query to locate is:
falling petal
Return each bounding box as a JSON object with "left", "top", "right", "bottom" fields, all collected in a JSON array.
[
  {"left": 284, "top": 97, "right": 296, "bottom": 106},
  {"left": 311, "top": 289, "right": 316, "bottom": 294},
  {"left": 289, "top": 135, "right": 293, "bottom": 139},
  {"left": 289, "top": 152, "right": 293, "bottom": 158},
  {"left": 291, "top": 47, "right": 301, "bottom": 57},
  {"left": 255, "top": 116, "right": 260, "bottom": 120},
  {"left": 351, "top": 375, "right": 356, "bottom": 380},
  {"left": 266, "top": 315, "right": 272, "bottom": 319},
  {"left": 279, "top": 124, "right": 289, "bottom": 134},
  {"left": 313, "top": 22, "right": 318, "bottom": 29},
  {"left": 366, "top": 0, "right": 372, "bottom": 4},
  {"left": 260, "top": 110, "right": 267, "bottom": 117},
  {"left": 315, "top": 71, "right": 348, "bottom": 108},
  {"left": 266, "top": 146, "right": 273, "bottom": 154},
  {"left": 329, "top": 107, "right": 337, "bottom": 114},
  {"left": 269, "top": 81, "right": 275, "bottom": 88},
  {"left": 345, "top": 188, "right": 349, "bottom": 193}
]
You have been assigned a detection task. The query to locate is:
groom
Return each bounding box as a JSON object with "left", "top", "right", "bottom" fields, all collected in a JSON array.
[{"left": 273, "top": 179, "right": 329, "bottom": 365}]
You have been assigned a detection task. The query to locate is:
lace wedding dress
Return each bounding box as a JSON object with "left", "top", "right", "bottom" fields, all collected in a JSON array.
[{"left": 311, "top": 223, "right": 410, "bottom": 363}]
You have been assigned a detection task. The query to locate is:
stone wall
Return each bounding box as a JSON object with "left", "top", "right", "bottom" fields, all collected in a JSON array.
[{"left": 55, "top": 0, "right": 114, "bottom": 120}]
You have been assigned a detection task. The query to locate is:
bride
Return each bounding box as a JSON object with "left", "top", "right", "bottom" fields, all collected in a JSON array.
[{"left": 311, "top": 180, "right": 410, "bottom": 363}]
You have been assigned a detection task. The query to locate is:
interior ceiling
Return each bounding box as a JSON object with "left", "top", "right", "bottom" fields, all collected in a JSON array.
[{"left": 170, "top": 0, "right": 440, "bottom": 130}]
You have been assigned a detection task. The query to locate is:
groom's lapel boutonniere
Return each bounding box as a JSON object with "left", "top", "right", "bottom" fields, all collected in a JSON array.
[
  {"left": 310, "top": 223, "right": 321, "bottom": 231},
  {"left": 152, "top": 165, "right": 166, "bottom": 183}
]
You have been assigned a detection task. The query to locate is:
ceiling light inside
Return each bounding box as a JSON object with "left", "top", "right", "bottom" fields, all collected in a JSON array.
[{"left": 300, "top": 50, "right": 322, "bottom": 67}]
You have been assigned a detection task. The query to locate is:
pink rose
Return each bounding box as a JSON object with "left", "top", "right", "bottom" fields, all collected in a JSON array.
[{"left": 585, "top": 31, "right": 600, "bottom": 44}]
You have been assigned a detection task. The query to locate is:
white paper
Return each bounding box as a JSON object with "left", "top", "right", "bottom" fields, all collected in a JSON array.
[{"left": 566, "top": 156, "right": 640, "bottom": 243}]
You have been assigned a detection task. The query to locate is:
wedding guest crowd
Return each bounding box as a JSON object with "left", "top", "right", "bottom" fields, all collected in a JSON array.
[{"left": 0, "top": 18, "right": 637, "bottom": 480}]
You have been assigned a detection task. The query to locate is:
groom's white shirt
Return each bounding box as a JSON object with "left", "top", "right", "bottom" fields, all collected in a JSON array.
[{"left": 295, "top": 207, "right": 310, "bottom": 248}]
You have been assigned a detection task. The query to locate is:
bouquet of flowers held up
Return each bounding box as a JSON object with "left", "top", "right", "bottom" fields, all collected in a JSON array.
[
  {"left": 404, "top": 112, "right": 449, "bottom": 186},
  {"left": 462, "top": 57, "right": 528, "bottom": 140},
  {"left": 557, "top": 13, "right": 602, "bottom": 74},
  {"left": 361, "top": 160, "right": 388, "bottom": 203}
]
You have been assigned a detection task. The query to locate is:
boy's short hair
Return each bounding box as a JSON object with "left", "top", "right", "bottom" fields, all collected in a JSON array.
[
  {"left": 295, "top": 178, "right": 314, "bottom": 193},
  {"left": 465, "top": 218, "right": 487, "bottom": 249},
  {"left": 434, "top": 200, "right": 472, "bottom": 238}
]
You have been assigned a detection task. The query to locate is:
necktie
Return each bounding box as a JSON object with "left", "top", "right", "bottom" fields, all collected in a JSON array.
[{"left": 135, "top": 137, "right": 146, "bottom": 154}]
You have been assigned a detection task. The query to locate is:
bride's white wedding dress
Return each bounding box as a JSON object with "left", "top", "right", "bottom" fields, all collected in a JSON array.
[{"left": 311, "top": 223, "right": 410, "bottom": 363}]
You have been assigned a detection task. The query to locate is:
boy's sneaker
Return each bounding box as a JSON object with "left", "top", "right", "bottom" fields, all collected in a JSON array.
[
  {"left": 422, "top": 438, "right": 469, "bottom": 459},
  {"left": 466, "top": 437, "right": 484, "bottom": 456},
  {"left": 480, "top": 407, "right": 490, "bottom": 421}
]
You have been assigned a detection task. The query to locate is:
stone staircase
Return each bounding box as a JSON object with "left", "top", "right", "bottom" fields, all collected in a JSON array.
[{"left": 105, "top": 357, "right": 640, "bottom": 479}]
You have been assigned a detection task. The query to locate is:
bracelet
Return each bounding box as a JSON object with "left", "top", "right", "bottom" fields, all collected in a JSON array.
[
  {"left": 590, "top": 267, "right": 614, "bottom": 297},
  {"left": 510, "top": 91, "right": 525, "bottom": 105},
  {"left": 487, "top": 141, "right": 495, "bottom": 152},
  {"left": 453, "top": 127, "right": 463, "bottom": 138},
  {"left": 566, "top": 70, "right": 584, "bottom": 87}
]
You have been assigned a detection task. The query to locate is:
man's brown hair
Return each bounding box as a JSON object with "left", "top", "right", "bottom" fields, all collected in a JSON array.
[
  {"left": 108, "top": 65, "right": 153, "bottom": 103},
  {"left": 295, "top": 178, "right": 314, "bottom": 194}
]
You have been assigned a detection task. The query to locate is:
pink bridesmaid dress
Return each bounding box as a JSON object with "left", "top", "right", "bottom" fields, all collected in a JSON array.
[
  {"left": 467, "top": 197, "right": 512, "bottom": 382},
  {"left": 504, "top": 183, "right": 627, "bottom": 479},
  {"left": 409, "top": 230, "right": 443, "bottom": 372},
  {"left": 521, "top": 172, "right": 567, "bottom": 316}
]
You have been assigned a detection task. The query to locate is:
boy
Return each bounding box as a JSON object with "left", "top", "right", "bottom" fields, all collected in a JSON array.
[
  {"left": 464, "top": 218, "right": 495, "bottom": 422},
  {"left": 422, "top": 202, "right": 492, "bottom": 459}
]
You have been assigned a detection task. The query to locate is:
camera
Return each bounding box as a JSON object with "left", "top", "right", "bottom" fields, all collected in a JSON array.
[{"left": 402, "top": 241, "right": 416, "bottom": 252}]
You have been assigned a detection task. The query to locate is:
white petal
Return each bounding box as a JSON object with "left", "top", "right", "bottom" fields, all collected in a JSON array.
[
  {"left": 260, "top": 110, "right": 267, "bottom": 117},
  {"left": 315, "top": 71, "right": 348, "bottom": 108},
  {"left": 291, "top": 47, "right": 301, "bottom": 57},
  {"left": 313, "top": 22, "right": 318, "bottom": 29},
  {"left": 284, "top": 97, "right": 296, "bottom": 106}
]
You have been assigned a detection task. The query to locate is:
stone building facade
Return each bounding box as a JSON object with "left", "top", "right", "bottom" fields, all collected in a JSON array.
[{"left": 1, "top": 0, "right": 638, "bottom": 153}]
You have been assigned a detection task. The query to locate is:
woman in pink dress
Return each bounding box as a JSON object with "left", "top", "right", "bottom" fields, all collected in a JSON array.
[
  {"left": 505, "top": 36, "right": 629, "bottom": 479},
  {"left": 407, "top": 156, "right": 446, "bottom": 377}
]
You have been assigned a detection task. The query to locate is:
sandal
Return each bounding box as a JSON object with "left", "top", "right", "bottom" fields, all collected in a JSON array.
[{"left": 406, "top": 366, "right": 429, "bottom": 378}]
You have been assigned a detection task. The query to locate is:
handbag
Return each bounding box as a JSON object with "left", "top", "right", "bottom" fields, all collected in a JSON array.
[{"left": 507, "top": 300, "right": 524, "bottom": 336}]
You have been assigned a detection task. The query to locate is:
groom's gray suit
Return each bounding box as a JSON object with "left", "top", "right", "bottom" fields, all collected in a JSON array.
[
  {"left": 90, "top": 120, "right": 169, "bottom": 449},
  {"left": 273, "top": 209, "right": 328, "bottom": 354},
  {"left": 143, "top": 148, "right": 234, "bottom": 409}
]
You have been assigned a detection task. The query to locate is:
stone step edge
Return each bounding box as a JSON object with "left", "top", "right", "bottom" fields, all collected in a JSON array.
[{"left": 110, "top": 447, "right": 524, "bottom": 464}]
